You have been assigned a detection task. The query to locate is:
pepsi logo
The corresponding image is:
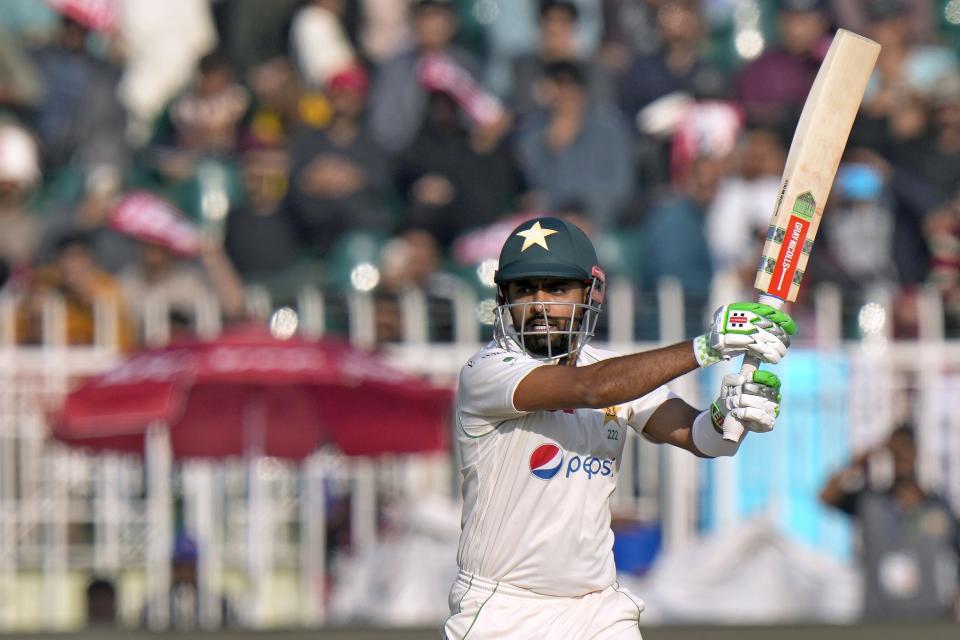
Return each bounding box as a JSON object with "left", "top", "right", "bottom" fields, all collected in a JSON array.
[{"left": 529, "top": 444, "right": 563, "bottom": 480}]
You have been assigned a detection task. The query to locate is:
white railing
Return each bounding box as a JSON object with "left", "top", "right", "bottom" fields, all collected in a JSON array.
[{"left": 0, "top": 279, "right": 957, "bottom": 630}]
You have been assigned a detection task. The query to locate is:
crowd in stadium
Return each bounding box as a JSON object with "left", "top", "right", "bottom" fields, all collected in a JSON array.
[{"left": 2, "top": 0, "right": 960, "bottom": 348}]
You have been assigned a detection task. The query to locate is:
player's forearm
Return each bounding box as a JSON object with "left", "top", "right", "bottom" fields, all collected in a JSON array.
[{"left": 575, "top": 341, "right": 698, "bottom": 409}]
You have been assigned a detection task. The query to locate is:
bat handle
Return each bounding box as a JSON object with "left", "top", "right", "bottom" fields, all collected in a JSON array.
[{"left": 721, "top": 294, "right": 785, "bottom": 443}]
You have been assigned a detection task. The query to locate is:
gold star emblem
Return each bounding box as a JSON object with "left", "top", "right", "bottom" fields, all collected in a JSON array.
[
  {"left": 516, "top": 221, "right": 558, "bottom": 252},
  {"left": 603, "top": 406, "right": 620, "bottom": 425}
]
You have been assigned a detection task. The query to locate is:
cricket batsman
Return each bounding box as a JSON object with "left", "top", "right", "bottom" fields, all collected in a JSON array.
[{"left": 443, "top": 216, "right": 796, "bottom": 639}]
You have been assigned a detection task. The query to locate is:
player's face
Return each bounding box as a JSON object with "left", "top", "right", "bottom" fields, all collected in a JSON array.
[{"left": 505, "top": 278, "right": 587, "bottom": 356}]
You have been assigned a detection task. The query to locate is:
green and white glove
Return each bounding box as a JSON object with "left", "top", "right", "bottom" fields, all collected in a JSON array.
[
  {"left": 713, "top": 370, "right": 782, "bottom": 433},
  {"left": 693, "top": 302, "right": 797, "bottom": 368},
  {"left": 692, "top": 370, "right": 782, "bottom": 457}
]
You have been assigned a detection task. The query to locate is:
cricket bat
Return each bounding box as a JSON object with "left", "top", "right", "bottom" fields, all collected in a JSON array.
[{"left": 723, "top": 29, "right": 880, "bottom": 442}]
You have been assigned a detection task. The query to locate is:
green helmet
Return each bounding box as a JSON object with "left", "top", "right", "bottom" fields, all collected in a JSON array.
[
  {"left": 493, "top": 217, "right": 605, "bottom": 361},
  {"left": 495, "top": 217, "right": 599, "bottom": 284}
]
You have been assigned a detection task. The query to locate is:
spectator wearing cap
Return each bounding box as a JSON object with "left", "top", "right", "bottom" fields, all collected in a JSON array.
[
  {"left": 367, "top": 0, "right": 483, "bottom": 154},
  {"left": 506, "top": 1, "right": 612, "bottom": 121},
  {"left": 115, "top": 195, "right": 246, "bottom": 342},
  {"left": 517, "top": 60, "right": 634, "bottom": 232},
  {"left": 735, "top": 0, "right": 832, "bottom": 130},
  {"left": 286, "top": 63, "right": 393, "bottom": 262}
]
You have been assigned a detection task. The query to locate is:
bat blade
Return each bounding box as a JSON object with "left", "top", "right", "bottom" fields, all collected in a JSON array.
[
  {"left": 722, "top": 30, "right": 879, "bottom": 443},
  {"left": 753, "top": 29, "right": 880, "bottom": 303}
]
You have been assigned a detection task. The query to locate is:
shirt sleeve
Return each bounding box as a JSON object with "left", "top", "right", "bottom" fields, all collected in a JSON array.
[
  {"left": 457, "top": 348, "right": 544, "bottom": 435},
  {"left": 623, "top": 385, "right": 679, "bottom": 435}
]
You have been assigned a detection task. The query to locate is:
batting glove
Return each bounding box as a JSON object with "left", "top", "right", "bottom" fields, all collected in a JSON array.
[
  {"left": 713, "top": 370, "right": 782, "bottom": 433},
  {"left": 693, "top": 302, "right": 796, "bottom": 367}
]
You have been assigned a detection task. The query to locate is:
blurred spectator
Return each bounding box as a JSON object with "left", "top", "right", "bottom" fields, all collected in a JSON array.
[
  {"left": 815, "top": 159, "right": 899, "bottom": 288},
  {"left": 34, "top": 163, "right": 137, "bottom": 273},
  {"left": 886, "top": 72, "right": 960, "bottom": 201},
  {"left": 598, "top": 0, "right": 659, "bottom": 72},
  {"left": 142, "top": 534, "right": 236, "bottom": 629},
  {"left": 830, "top": 0, "right": 938, "bottom": 46},
  {"left": 618, "top": 0, "right": 728, "bottom": 123},
  {"left": 17, "top": 230, "right": 135, "bottom": 348},
  {"left": 857, "top": 0, "right": 959, "bottom": 153},
  {"left": 158, "top": 51, "right": 250, "bottom": 157},
  {"left": 375, "top": 228, "right": 459, "bottom": 342},
  {"left": 396, "top": 91, "right": 520, "bottom": 249},
  {"left": 518, "top": 61, "right": 633, "bottom": 231},
  {"left": 142, "top": 52, "right": 248, "bottom": 223},
  {"left": 482, "top": 0, "right": 602, "bottom": 98},
  {"left": 925, "top": 194, "right": 960, "bottom": 332},
  {"left": 706, "top": 127, "right": 786, "bottom": 296},
  {"left": 217, "top": 0, "right": 300, "bottom": 78},
  {"left": 368, "top": 0, "right": 482, "bottom": 153},
  {"left": 117, "top": 0, "right": 217, "bottom": 144},
  {"left": 820, "top": 425, "right": 960, "bottom": 621},
  {"left": 735, "top": 0, "right": 832, "bottom": 130},
  {"left": 637, "top": 150, "right": 724, "bottom": 334},
  {"left": 118, "top": 233, "right": 246, "bottom": 340},
  {"left": 0, "top": 121, "right": 42, "bottom": 279},
  {"left": 287, "top": 63, "right": 392, "bottom": 261},
  {"left": 507, "top": 1, "right": 611, "bottom": 120},
  {"left": 290, "top": 0, "right": 356, "bottom": 89},
  {"left": 28, "top": 14, "right": 126, "bottom": 173},
  {"left": 224, "top": 141, "right": 306, "bottom": 303},
  {"left": 85, "top": 576, "right": 117, "bottom": 628},
  {"left": 358, "top": 0, "right": 412, "bottom": 64},
  {"left": 0, "top": 28, "right": 44, "bottom": 118},
  {"left": 807, "top": 148, "right": 941, "bottom": 304},
  {"left": 244, "top": 56, "right": 303, "bottom": 149},
  {"left": 617, "top": 0, "right": 728, "bottom": 204}
]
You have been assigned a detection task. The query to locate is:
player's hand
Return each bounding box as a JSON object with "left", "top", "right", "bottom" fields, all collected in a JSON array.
[
  {"left": 694, "top": 302, "right": 796, "bottom": 367},
  {"left": 712, "top": 370, "right": 782, "bottom": 433}
]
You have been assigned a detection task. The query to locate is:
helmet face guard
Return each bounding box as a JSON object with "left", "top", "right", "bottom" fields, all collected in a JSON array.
[{"left": 493, "top": 270, "right": 604, "bottom": 362}]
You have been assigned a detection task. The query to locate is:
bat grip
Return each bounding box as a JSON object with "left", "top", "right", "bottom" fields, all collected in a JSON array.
[{"left": 721, "top": 294, "right": 785, "bottom": 443}]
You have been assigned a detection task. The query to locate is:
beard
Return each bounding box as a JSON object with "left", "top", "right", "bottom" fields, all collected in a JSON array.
[
  {"left": 516, "top": 315, "right": 578, "bottom": 358},
  {"left": 522, "top": 330, "right": 572, "bottom": 358}
]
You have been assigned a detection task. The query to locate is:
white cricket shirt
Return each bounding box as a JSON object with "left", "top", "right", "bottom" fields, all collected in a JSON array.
[{"left": 454, "top": 341, "right": 677, "bottom": 596}]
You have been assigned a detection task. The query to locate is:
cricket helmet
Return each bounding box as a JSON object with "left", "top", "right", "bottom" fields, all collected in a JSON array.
[{"left": 493, "top": 216, "right": 605, "bottom": 361}]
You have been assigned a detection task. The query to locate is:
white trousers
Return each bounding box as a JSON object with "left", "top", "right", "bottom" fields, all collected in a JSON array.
[{"left": 443, "top": 571, "right": 644, "bottom": 640}]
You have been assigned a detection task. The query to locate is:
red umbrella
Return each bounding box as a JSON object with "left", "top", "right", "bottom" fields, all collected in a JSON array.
[{"left": 53, "top": 325, "right": 453, "bottom": 459}]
